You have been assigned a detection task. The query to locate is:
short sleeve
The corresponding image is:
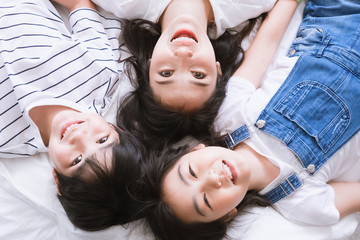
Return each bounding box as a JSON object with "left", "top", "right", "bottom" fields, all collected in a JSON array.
[
  {"left": 91, "top": 0, "right": 171, "bottom": 22},
  {"left": 209, "top": 0, "right": 276, "bottom": 38},
  {"left": 274, "top": 182, "right": 340, "bottom": 225},
  {"left": 214, "top": 76, "right": 256, "bottom": 135}
]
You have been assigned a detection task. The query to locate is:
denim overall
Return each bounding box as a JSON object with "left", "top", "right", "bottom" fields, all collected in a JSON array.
[{"left": 225, "top": 0, "right": 360, "bottom": 203}]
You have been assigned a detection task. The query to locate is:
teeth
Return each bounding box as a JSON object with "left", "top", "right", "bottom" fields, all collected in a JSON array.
[
  {"left": 223, "top": 162, "right": 233, "bottom": 181},
  {"left": 171, "top": 36, "right": 197, "bottom": 43},
  {"left": 62, "top": 123, "right": 78, "bottom": 139}
]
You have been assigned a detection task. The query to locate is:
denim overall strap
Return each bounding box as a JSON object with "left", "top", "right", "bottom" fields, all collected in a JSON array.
[
  {"left": 255, "top": 0, "right": 360, "bottom": 174},
  {"left": 224, "top": 125, "right": 250, "bottom": 149},
  {"left": 264, "top": 173, "right": 303, "bottom": 204}
]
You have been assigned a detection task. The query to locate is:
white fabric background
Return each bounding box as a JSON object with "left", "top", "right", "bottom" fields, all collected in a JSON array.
[{"left": 0, "top": 1, "right": 359, "bottom": 239}]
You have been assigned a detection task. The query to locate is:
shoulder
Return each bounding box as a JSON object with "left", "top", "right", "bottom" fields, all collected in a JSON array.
[
  {"left": 275, "top": 181, "right": 340, "bottom": 225},
  {"left": 92, "top": 0, "right": 171, "bottom": 22},
  {"left": 208, "top": 0, "right": 276, "bottom": 38}
]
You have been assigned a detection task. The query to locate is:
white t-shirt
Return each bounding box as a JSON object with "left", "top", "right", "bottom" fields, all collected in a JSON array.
[
  {"left": 213, "top": 57, "right": 360, "bottom": 226},
  {"left": 0, "top": 0, "right": 124, "bottom": 158},
  {"left": 91, "top": 0, "right": 276, "bottom": 38}
]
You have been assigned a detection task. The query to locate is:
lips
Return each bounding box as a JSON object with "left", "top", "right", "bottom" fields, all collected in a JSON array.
[
  {"left": 171, "top": 29, "right": 198, "bottom": 44},
  {"left": 222, "top": 160, "right": 238, "bottom": 184},
  {"left": 60, "top": 121, "right": 84, "bottom": 140}
]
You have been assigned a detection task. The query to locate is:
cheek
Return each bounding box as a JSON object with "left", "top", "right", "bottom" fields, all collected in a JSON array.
[
  {"left": 90, "top": 113, "right": 108, "bottom": 125},
  {"left": 151, "top": 35, "right": 167, "bottom": 57},
  {"left": 47, "top": 141, "right": 56, "bottom": 160},
  {"left": 48, "top": 142, "right": 67, "bottom": 168},
  {"left": 202, "top": 41, "right": 216, "bottom": 59},
  {"left": 217, "top": 189, "right": 242, "bottom": 211}
]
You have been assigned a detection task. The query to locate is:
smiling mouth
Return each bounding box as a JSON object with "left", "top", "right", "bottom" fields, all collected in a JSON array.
[
  {"left": 222, "top": 160, "right": 237, "bottom": 184},
  {"left": 60, "top": 121, "right": 84, "bottom": 140},
  {"left": 171, "top": 29, "right": 198, "bottom": 43}
]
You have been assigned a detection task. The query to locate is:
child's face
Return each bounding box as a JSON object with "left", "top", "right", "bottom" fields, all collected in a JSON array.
[
  {"left": 149, "top": 18, "right": 221, "bottom": 112},
  {"left": 162, "top": 144, "right": 251, "bottom": 223},
  {"left": 47, "top": 110, "right": 118, "bottom": 176}
]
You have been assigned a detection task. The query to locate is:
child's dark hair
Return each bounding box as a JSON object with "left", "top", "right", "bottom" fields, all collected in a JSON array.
[
  {"left": 117, "top": 15, "right": 265, "bottom": 150},
  {"left": 136, "top": 139, "right": 270, "bottom": 240},
  {"left": 55, "top": 127, "right": 146, "bottom": 231}
]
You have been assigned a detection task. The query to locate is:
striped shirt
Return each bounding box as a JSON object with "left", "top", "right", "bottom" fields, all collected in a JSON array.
[{"left": 0, "top": 0, "right": 123, "bottom": 158}]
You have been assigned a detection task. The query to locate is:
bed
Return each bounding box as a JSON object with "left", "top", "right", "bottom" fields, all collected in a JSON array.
[{"left": 0, "top": 1, "right": 359, "bottom": 239}]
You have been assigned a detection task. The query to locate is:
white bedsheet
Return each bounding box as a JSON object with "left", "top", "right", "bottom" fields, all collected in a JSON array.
[{"left": 0, "top": 1, "right": 359, "bottom": 239}]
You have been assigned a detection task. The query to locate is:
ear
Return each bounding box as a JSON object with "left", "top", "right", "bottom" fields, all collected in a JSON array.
[
  {"left": 52, "top": 168, "right": 61, "bottom": 196},
  {"left": 216, "top": 61, "right": 222, "bottom": 76},
  {"left": 223, "top": 208, "right": 237, "bottom": 222},
  {"left": 191, "top": 143, "right": 205, "bottom": 152}
]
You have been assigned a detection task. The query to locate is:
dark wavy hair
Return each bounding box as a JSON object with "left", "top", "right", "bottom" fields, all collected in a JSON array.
[
  {"left": 136, "top": 139, "right": 270, "bottom": 240},
  {"left": 54, "top": 126, "right": 146, "bottom": 231},
  {"left": 117, "top": 15, "right": 265, "bottom": 150}
]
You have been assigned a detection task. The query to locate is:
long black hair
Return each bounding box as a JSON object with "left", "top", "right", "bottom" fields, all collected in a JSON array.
[
  {"left": 117, "top": 15, "right": 265, "bottom": 150},
  {"left": 55, "top": 126, "right": 146, "bottom": 231},
  {"left": 134, "top": 139, "right": 270, "bottom": 240}
]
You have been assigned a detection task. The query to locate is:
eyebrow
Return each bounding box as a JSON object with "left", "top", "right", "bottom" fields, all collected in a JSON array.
[
  {"left": 178, "top": 164, "right": 206, "bottom": 217},
  {"left": 178, "top": 164, "right": 190, "bottom": 186},
  {"left": 155, "top": 79, "right": 210, "bottom": 87},
  {"left": 193, "top": 197, "right": 205, "bottom": 216},
  {"left": 83, "top": 141, "right": 114, "bottom": 168}
]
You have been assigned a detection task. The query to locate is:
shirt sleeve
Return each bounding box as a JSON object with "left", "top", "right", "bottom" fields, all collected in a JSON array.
[
  {"left": 209, "top": 0, "right": 277, "bottom": 39},
  {"left": 273, "top": 181, "right": 340, "bottom": 225},
  {"left": 214, "top": 76, "right": 256, "bottom": 135},
  {"left": 0, "top": 0, "right": 122, "bottom": 157},
  {"left": 0, "top": 1, "right": 121, "bottom": 114},
  {"left": 91, "top": 0, "right": 171, "bottom": 22}
]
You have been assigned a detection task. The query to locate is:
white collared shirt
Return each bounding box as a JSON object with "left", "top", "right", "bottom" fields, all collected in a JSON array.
[
  {"left": 0, "top": 0, "right": 124, "bottom": 158},
  {"left": 92, "top": 0, "right": 276, "bottom": 38}
]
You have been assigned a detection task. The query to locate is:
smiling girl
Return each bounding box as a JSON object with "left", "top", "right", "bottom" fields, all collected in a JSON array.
[
  {"left": 136, "top": 0, "right": 360, "bottom": 239},
  {"left": 0, "top": 0, "right": 144, "bottom": 231},
  {"left": 92, "top": 0, "right": 276, "bottom": 149}
]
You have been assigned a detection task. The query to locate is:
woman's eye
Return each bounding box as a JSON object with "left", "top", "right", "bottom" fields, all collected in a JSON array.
[
  {"left": 189, "top": 165, "right": 197, "bottom": 178},
  {"left": 204, "top": 193, "right": 212, "bottom": 209},
  {"left": 160, "top": 70, "right": 173, "bottom": 77},
  {"left": 73, "top": 155, "right": 82, "bottom": 166},
  {"left": 192, "top": 72, "right": 206, "bottom": 79},
  {"left": 97, "top": 136, "right": 108, "bottom": 144}
]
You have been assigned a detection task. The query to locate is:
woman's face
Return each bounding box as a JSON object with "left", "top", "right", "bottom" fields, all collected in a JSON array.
[
  {"left": 162, "top": 144, "right": 251, "bottom": 223},
  {"left": 48, "top": 110, "right": 119, "bottom": 176},
  {"left": 149, "top": 16, "right": 221, "bottom": 112}
]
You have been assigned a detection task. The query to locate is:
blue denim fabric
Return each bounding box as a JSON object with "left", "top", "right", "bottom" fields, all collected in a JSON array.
[
  {"left": 224, "top": 125, "right": 250, "bottom": 149},
  {"left": 255, "top": 0, "right": 360, "bottom": 174}
]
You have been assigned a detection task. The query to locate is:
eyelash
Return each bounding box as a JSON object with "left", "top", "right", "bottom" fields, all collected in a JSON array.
[
  {"left": 159, "top": 70, "right": 173, "bottom": 77},
  {"left": 189, "top": 165, "right": 197, "bottom": 178},
  {"left": 204, "top": 193, "right": 211, "bottom": 209},
  {"left": 97, "top": 136, "right": 108, "bottom": 144},
  {"left": 73, "top": 155, "right": 82, "bottom": 166},
  {"left": 192, "top": 71, "right": 206, "bottom": 79},
  {"left": 159, "top": 70, "right": 207, "bottom": 79}
]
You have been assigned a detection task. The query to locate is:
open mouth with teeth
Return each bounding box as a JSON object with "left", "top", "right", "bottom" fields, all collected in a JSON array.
[
  {"left": 60, "top": 121, "right": 84, "bottom": 140},
  {"left": 222, "top": 160, "right": 237, "bottom": 184},
  {"left": 171, "top": 29, "right": 198, "bottom": 43}
]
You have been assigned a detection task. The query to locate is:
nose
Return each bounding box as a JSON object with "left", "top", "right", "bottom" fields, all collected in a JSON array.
[
  {"left": 174, "top": 46, "right": 193, "bottom": 58},
  {"left": 67, "top": 125, "right": 88, "bottom": 148},
  {"left": 203, "top": 169, "right": 222, "bottom": 190}
]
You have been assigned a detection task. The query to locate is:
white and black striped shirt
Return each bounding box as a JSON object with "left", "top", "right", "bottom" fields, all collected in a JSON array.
[{"left": 0, "top": 0, "right": 123, "bottom": 158}]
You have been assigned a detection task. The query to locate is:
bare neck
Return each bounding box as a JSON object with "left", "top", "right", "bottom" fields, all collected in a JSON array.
[
  {"left": 29, "top": 105, "right": 71, "bottom": 146},
  {"left": 234, "top": 143, "right": 279, "bottom": 191},
  {"left": 160, "top": 0, "right": 214, "bottom": 31}
]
